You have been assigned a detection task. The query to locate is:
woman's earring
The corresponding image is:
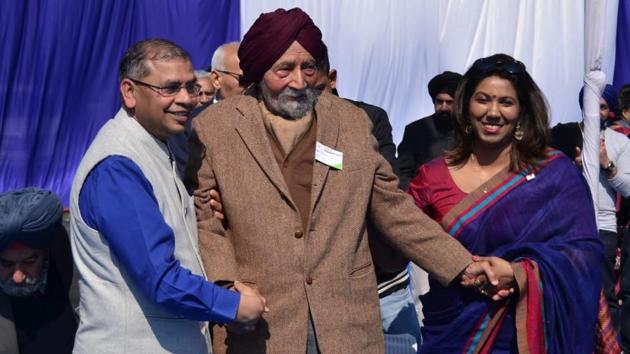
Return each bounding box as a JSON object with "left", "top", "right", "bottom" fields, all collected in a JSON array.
[
  {"left": 514, "top": 122, "right": 524, "bottom": 141},
  {"left": 465, "top": 124, "right": 473, "bottom": 135}
]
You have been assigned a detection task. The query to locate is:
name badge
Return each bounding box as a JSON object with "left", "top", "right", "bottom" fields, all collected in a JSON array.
[{"left": 315, "top": 141, "right": 343, "bottom": 170}]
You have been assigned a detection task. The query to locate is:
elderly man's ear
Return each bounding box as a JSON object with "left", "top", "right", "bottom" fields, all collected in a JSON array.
[{"left": 327, "top": 69, "right": 337, "bottom": 90}]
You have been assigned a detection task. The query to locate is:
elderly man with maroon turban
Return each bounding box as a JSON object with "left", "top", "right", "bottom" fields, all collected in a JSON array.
[{"left": 189, "top": 8, "right": 506, "bottom": 353}]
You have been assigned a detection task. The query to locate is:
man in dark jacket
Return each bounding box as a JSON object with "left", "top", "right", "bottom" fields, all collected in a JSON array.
[{"left": 397, "top": 71, "right": 462, "bottom": 190}]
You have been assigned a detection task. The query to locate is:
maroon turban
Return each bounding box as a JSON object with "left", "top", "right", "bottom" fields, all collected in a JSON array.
[{"left": 238, "top": 8, "right": 324, "bottom": 85}]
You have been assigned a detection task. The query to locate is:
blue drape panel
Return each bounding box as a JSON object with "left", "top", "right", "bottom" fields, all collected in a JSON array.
[
  {"left": 0, "top": 0, "right": 240, "bottom": 205},
  {"left": 614, "top": 0, "right": 630, "bottom": 91}
]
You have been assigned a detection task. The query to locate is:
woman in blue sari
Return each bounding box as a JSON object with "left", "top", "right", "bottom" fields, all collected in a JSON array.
[{"left": 409, "top": 54, "right": 607, "bottom": 353}]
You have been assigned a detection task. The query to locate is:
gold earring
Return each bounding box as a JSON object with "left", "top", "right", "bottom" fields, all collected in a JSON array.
[
  {"left": 514, "top": 122, "right": 524, "bottom": 141},
  {"left": 465, "top": 125, "right": 473, "bottom": 135}
]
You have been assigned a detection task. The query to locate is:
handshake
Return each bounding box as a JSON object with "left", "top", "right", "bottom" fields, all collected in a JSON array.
[
  {"left": 229, "top": 281, "right": 269, "bottom": 333},
  {"left": 228, "top": 254, "right": 517, "bottom": 334},
  {"left": 460, "top": 255, "right": 517, "bottom": 301}
]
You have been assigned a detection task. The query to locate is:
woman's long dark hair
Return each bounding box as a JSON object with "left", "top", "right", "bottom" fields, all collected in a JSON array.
[{"left": 446, "top": 53, "right": 550, "bottom": 171}]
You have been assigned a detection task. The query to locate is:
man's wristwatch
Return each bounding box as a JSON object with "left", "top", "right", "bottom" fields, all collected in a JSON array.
[{"left": 602, "top": 161, "right": 616, "bottom": 175}]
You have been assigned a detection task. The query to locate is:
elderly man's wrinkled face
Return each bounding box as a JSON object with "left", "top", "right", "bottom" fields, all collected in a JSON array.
[
  {"left": 0, "top": 245, "right": 48, "bottom": 296},
  {"left": 260, "top": 41, "right": 320, "bottom": 119}
]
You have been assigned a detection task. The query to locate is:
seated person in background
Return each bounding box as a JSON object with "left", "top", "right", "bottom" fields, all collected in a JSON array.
[{"left": 0, "top": 187, "right": 78, "bottom": 354}]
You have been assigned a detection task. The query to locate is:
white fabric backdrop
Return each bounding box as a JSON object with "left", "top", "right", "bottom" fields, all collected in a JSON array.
[{"left": 241, "top": 0, "right": 618, "bottom": 145}]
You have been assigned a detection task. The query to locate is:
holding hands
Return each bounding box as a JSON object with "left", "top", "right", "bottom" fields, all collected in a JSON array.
[
  {"left": 229, "top": 281, "right": 269, "bottom": 333},
  {"left": 460, "top": 255, "right": 516, "bottom": 301}
]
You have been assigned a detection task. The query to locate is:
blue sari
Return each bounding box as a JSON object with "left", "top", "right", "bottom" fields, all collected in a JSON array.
[{"left": 414, "top": 151, "right": 604, "bottom": 353}]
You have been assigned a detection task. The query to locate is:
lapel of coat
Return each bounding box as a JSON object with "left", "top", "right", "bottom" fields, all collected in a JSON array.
[
  {"left": 310, "top": 93, "right": 340, "bottom": 211},
  {"left": 0, "top": 292, "right": 18, "bottom": 353},
  {"left": 233, "top": 97, "right": 297, "bottom": 209}
]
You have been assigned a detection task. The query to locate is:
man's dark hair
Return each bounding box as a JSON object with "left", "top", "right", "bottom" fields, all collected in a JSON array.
[
  {"left": 119, "top": 39, "right": 191, "bottom": 82},
  {"left": 428, "top": 71, "right": 462, "bottom": 102}
]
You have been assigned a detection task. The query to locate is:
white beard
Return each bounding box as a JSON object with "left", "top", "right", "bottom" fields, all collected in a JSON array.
[{"left": 259, "top": 81, "right": 319, "bottom": 119}]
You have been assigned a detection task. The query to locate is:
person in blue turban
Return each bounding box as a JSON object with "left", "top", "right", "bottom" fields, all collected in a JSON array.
[
  {"left": 0, "top": 187, "right": 77, "bottom": 354},
  {"left": 579, "top": 84, "right": 618, "bottom": 127}
]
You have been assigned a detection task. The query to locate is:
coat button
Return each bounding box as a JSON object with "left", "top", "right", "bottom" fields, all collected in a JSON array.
[
  {"left": 306, "top": 277, "right": 313, "bottom": 285},
  {"left": 294, "top": 230, "right": 304, "bottom": 239}
]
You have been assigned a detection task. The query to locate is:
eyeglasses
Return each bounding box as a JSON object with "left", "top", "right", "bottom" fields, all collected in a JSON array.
[
  {"left": 215, "top": 70, "right": 247, "bottom": 86},
  {"left": 129, "top": 78, "right": 201, "bottom": 97},
  {"left": 471, "top": 57, "right": 526, "bottom": 75}
]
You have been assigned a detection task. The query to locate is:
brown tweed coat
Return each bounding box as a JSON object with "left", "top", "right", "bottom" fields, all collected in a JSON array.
[{"left": 190, "top": 91, "right": 472, "bottom": 353}]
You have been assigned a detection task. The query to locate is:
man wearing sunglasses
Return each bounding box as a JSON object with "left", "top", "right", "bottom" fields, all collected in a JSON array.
[
  {"left": 209, "top": 42, "right": 246, "bottom": 102},
  {"left": 69, "top": 39, "right": 267, "bottom": 353}
]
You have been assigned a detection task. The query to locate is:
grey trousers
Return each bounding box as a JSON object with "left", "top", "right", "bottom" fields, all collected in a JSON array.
[{"left": 306, "top": 310, "right": 321, "bottom": 354}]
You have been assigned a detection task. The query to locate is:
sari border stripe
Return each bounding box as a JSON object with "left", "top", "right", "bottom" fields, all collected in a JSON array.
[
  {"left": 464, "top": 311, "right": 491, "bottom": 354},
  {"left": 478, "top": 309, "right": 510, "bottom": 354},
  {"left": 524, "top": 259, "right": 547, "bottom": 354},
  {"left": 463, "top": 303, "right": 512, "bottom": 354},
  {"left": 515, "top": 261, "right": 530, "bottom": 353},
  {"left": 444, "top": 150, "right": 562, "bottom": 238},
  {"left": 447, "top": 173, "right": 523, "bottom": 237}
]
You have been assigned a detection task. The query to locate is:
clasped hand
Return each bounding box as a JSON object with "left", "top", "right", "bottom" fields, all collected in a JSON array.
[
  {"left": 460, "top": 255, "right": 516, "bottom": 301},
  {"left": 227, "top": 281, "right": 269, "bottom": 334}
]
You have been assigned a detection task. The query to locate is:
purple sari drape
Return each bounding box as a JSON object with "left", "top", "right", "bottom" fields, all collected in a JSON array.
[{"left": 416, "top": 151, "right": 604, "bottom": 353}]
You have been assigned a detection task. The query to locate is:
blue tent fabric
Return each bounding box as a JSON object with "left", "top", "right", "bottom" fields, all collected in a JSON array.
[
  {"left": 0, "top": 0, "right": 240, "bottom": 205},
  {"left": 614, "top": 0, "right": 630, "bottom": 92}
]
